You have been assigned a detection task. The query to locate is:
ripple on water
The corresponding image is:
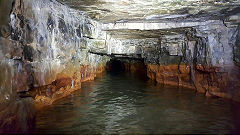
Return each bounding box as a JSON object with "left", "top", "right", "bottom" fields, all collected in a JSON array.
[{"left": 34, "top": 73, "right": 240, "bottom": 134}]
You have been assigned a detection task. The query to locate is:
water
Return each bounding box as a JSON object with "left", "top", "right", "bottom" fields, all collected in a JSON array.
[{"left": 34, "top": 72, "right": 240, "bottom": 134}]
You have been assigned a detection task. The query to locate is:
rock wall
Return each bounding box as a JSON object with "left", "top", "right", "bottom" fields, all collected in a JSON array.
[
  {"left": 0, "top": 0, "right": 13, "bottom": 38},
  {"left": 0, "top": 0, "right": 110, "bottom": 132},
  {"left": 106, "top": 20, "right": 240, "bottom": 101},
  {"left": 0, "top": 0, "right": 112, "bottom": 132},
  {"left": 0, "top": 0, "right": 110, "bottom": 109},
  {"left": 234, "top": 25, "right": 240, "bottom": 63}
]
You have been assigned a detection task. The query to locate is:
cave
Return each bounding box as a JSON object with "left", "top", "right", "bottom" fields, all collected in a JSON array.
[
  {"left": 1, "top": 0, "right": 240, "bottom": 134},
  {"left": 107, "top": 59, "right": 126, "bottom": 73}
]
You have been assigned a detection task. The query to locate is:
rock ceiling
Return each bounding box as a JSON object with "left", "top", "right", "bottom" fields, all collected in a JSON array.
[
  {"left": 105, "top": 28, "right": 191, "bottom": 39},
  {"left": 57, "top": 0, "right": 240, "bottom": 39},
  {"left": 58, "top": 0, "right": 240, "bottom": 23}
]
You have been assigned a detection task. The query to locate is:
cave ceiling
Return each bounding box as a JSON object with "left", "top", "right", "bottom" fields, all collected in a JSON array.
[
  {"left": 57, "top": 0, "right": 240, "bottom": 39},
  {"left": 105, "top": 28, "right": 191, "bottom": 39},
  {"left": 58, "top": 0, "right": 240, "bottom": 23}
]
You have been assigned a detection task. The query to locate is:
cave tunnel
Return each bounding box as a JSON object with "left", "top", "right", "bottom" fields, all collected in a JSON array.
[
  {"left": 0, "top": 0, "right": 240, "bottom": 134},
  {"left": 106, "top": 57, "right": 148, "bottom": 80},
  {"left": 106, "top": 59, "right": 126, "bottom": 73}
]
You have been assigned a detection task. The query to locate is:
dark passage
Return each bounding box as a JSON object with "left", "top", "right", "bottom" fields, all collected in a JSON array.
[
  {"left": 106, "top": 59, "right": 126, "bottom": 73},
  {"left": 106, "top": 58, "right": 148, "bottom": 80}
]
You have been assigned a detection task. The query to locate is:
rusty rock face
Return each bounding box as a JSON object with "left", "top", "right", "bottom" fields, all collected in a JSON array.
[
  {"left": 4, "top": 0, "right": 109, "bottom": 103},
  {"left": 0, "top": 1, "right": 110, "bottom": 130}
]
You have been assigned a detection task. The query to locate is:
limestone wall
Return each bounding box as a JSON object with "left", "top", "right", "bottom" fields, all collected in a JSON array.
[
  {"left": 105, "top": 21, "right": 240, "bottom": 102},
  {"left": 0, "top": 0, "right": 110, "bottom": 107}
]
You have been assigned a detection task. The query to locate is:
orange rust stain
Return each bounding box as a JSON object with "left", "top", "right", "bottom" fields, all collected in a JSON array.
[
  {"left": 147, "top": 64, "right": 194, "bottom": 89},
  {"left": 33, "top": 65, "right": 106, "bottom": 108},
  {"left": 147, "top": 63, "right": 240, "bottom": 101}
]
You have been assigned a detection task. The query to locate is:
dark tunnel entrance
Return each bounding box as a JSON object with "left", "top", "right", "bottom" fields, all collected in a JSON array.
[
  {"left": 106, "top": 58, "right": 148, "bottom": 79},
  {"left": 106, "top": 59, "right": 126, "bottom": 73}
]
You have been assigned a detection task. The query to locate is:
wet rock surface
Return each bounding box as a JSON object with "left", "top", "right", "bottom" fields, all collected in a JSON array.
[
  {"left": 0, "top": 0, "right": 238, "bottom": 105},
  {"left": 0, "top": 97, "right": 35, "bottom": 134},
  {"left": 0, "top": 0, "right": 110, "bottom": 132},
  {"left": 7, "top": 0, "right": 110, "bottom": 104},
  {"left": 103, "top": 16, "right": 240, "bottom": 101},
  {"left": 0, "top": 0, "right": 240, "bottom": 133}
]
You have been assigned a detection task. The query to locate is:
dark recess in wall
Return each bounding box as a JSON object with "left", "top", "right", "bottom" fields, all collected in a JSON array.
[
  {"left": 106, "top": 59, "right": 126, "bottom": 73},
  {"left": 106, "top": 58, "right": 148, "bottom": 80}
]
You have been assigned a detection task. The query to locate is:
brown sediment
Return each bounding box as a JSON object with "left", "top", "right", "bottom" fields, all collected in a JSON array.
[{"left": 30, "top": 65, "right": 107, "bottom": 109}]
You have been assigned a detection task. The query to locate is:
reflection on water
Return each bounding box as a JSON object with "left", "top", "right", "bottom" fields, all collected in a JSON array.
[{"left": 34, "top": 73, "right": 240, "bottom": 134}]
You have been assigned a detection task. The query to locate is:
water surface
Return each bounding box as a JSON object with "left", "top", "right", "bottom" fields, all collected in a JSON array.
[{"left": 35, "top": 73, "right": 240, "bottom": 134}]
